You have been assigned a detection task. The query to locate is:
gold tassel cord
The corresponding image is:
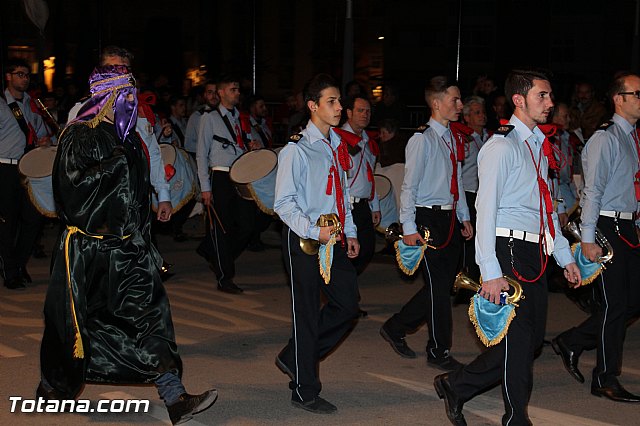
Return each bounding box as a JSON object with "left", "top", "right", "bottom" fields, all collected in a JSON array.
[
  {"left": 64, "top": 226, "right": 131, "bottom": 359},
  {"left": 318, "top": 234, "right": 336, "bottom": 285}
]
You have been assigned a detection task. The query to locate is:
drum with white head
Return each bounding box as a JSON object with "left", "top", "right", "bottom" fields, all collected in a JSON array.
[
  {"left": 18, "top": 146, "right": 57, "bottom": 218},
  {"left": 374, "top": 174, "right": 399, "bottom": 233},
  {"left": 229, "top": 148, "right": 278, "bottom": 215}
]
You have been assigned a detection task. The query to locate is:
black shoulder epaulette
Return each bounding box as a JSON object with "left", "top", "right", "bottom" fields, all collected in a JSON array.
[
  {"left": 494, "top": 124, "right": 515, "bottom": 136},
  {"left": 415, "top": 123, "right": 429, "bottom": 133},
  {"left": 597, "top": 121, "right": 614, "bottom": 131},
  {"left": 288, "top": 133, "right": 303, "bottom": 143}
]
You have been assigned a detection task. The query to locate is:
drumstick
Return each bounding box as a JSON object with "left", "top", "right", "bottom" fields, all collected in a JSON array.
[{"left": 206, "top": 203, "right": 227, "bottom": 234}]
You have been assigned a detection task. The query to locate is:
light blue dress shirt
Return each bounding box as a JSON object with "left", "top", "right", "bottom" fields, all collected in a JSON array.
[
  {"left": 274, "top": 120, "right": 357, "bottom": 240},
  {"left": 400, "top": 118, "right": 470, "bottom": 236},
  {"left": 461, "top": 128, "right": 488, "bottom": 193},
  {"left": 1, "top": 90, "right": 48, "bottom": 159},
  {"left": 135, "top": 117, "right": 171, "bottom": 202},
  {"left": 184, "top": 106, "right": 211, "bottom": 154},
  {"left": 475, "top": 115, "right": 574, "bottom": 281},
  {"left": 342, "top": 122, "right": 380, "bottom": 212},
  {"left": 580, "top": 113, "right": 640, "bottom": 243},
  {"left": 196, "top": 105, "right": 246, "bottom": 192},
  {"left": 249, "top": 115, "right": 271, "bottom": 148},
  {"left": 555, "top": 129, "right": 578, "bottom": 214}
]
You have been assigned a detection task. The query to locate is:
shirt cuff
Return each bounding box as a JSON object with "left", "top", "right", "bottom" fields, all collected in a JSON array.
[
  {"left": 157, "top": 189, "right": 171, "bottom": 203},
  {"left": 581, "top": 226, "right": 596, "bottom": 244},
  {"left": 554, "top": 248, "right": 575, "bottom": 269},
  {"left": 402, "top": 221, "right": 417, "bottom": 236},
  {"left": 479, "top": 258, "right": 502, "bottom": 282}
]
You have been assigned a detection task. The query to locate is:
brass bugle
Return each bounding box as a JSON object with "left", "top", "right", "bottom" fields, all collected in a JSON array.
[
  {"left": 454, "top": 272, "right": 524, "bottom": 306},
  {"left": 563, "top": 220, "right": 613, "bottom": 264},
  {"left": 384, "top": 222, "right": 432, "bottom": 246},
  {"left": 299, "top": 213, "right": 342, "bottom": 255}
]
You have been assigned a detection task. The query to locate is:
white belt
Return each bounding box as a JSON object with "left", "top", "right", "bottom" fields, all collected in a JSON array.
[
  {"left": 496, "top": 227, "right": 554, "bottom": 254},
  {"left": 496, "top": 227, "right": 540, "bottom": 243},
  {"left": 0, "top": 158, "right": 19, "bottom": 165},
  {"left": 465, "top": 189, "right": 477, "bottom": 194},
  {"left": 350, "top": 196, "right": 365, "bottom": 203},
  {"left": 211, "top": 166, "right": 230, "bottom": 172},
  {"left": 417, "top": 204, "right": 454, "bottom": 211},
  {"left": 600, "top": 210, "right": 634, "bottom": 220}
]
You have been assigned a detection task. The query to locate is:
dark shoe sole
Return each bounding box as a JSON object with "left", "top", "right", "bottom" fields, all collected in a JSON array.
[
  {"left": 291, "top": 399, "right": 337, "bottom": 414},
  {"left": 379, "top": 326, "right": 416, "bottom": 359},
  {"left": 173, "top": 390, "right": 218, "bottom": 425},
  {"left": 218, "top": 285, "right": 243, "bottom": 294},
  {"left": 434, "top": 376, "right": 467, "bottom": 426}
]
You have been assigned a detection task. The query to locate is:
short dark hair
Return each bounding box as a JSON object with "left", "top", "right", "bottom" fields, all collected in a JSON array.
[
  {"left": 343, "top": 94, "right": 370, "bottom": 112},
  {"left": 425, "top": 75, "right": 458, "bottom": 106},
  {"left": 100, "top": 45, "right": 134, "bottom": 66},
  {"left": 216, "top": 75, "right": 240, "bottom": 89},
  {"left": 303, "top": 73, "right": 338, "bottom": 106},
  {"left": 504, "top": 69, "right": 551, "bottom": 108},
  {"left": 607, "top": 72, "right": 638, "bottom": 102},
  {"left": 379, "top": 118, "right": 399, "bottom": 134},
  {"left": 246, "top": 94, "right": 265, "bottom": 109},
  {"left": 5, "top": 58, "right": 30, "bottom": 74}
]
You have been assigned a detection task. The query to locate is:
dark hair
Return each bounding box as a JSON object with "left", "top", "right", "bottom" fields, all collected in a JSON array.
[
  {"left": 379, "top": 118, "right": 399, "bottom": 134},
  {"left": 607, "top": 72, "right": 637, "bottom": 102},
  {"left": 100, "top": 45, "right": 134, "bottom": 66},
  {"left": 169, "top": 95, "right": 187, "bottom": 106},
  {"left": 343, "top": 94, "right": 370, "bottom": 111},
  {"left": 246, "top": 94, "right": 265, "bottom": 109},
  {"left": 303, "top": 73, "right": 338, "bottom": 106},
  {"left": 504, "top": 69, "right": 551, "bottom": 108},
  {"left": 216, "top": 74, "right": 240, "bottom": 89},
  {"left": 425, "top": 75, "right": 458, "bottom": 106},
  {"left": 5, "top": 58, "right": 30, "bottom": 74}
]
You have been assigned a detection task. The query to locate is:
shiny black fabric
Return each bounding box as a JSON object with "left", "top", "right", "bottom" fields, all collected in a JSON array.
[{"left": 40, "top": 121, "right": 182, "bottom": 398}]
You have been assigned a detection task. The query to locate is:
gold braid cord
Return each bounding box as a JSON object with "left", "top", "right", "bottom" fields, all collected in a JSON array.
[{"left": 64, "top": 226, "right": 130, "bottom": 359}]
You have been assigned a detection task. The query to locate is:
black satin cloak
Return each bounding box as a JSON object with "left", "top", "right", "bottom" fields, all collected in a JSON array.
[{"left": 40, "top": 121, "right": 182, "bottom": 398}]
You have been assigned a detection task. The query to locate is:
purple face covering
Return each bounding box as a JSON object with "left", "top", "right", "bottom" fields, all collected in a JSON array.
[{"left": 73, "top": 64, "right": 138, "bottom": 142}]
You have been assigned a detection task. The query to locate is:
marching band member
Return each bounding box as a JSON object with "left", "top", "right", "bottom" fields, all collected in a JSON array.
[
  {"left": 274, "top": 74, "right": 360, "bottom": 414},
  {"left": 434, "top": 69, "right": 581, "bottom": 425},
  {"left": 380, "top": 76, "right": 472, "bottom": 368},
  {"left": 552, "top": 73, "right": 640, "bottom": 403}
]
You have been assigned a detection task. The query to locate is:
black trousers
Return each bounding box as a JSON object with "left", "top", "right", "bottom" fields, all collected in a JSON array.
[
  {"left": 559, "top": 216, "right": 640, "bottom": 386},
  {"left": 0, "top": 164, "right": 43, "bottom": 280},
  {"left": 279, "top": 226, "right": 359, "bottom": 401},
  {"left": 450, "top": 237, "right": 548, "bottom": 426},
  {"left": 350, "top": 199, "right": 375, "bottom": 275},
  {"left": 385, "top": 207, "right": 461, "bottom": 358},
  {"left": 462, "top": 191, "right": 480, "bottom": 282},
  {"left": 197, "top": 171, "right": 255, "bottom": 286}
]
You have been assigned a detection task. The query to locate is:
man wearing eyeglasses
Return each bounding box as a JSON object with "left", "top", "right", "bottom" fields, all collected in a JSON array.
[
  {"left": 0, "top": 58, "right": 50, "bottom": 290},
  {"left": 552, "top": 73, "right": 640, "bottom": 403}
]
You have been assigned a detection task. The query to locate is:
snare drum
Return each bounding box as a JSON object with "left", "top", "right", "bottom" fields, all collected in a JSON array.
[
  {"left": 152, "top": 144, "right": 198, "bottom": 214},
  {"left": 229, "top": 149, "right": 278, "bottom": 215},
  {"left": 18, "top": 146, "right": 57, "bottom": 218},
  {"left": 374, "top": 174, "right": 399, "bottom": 233}
]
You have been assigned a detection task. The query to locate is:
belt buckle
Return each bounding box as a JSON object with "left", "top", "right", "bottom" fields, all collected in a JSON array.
[{"left": 432, "top": 205, "right": 441, "bottom": 211}]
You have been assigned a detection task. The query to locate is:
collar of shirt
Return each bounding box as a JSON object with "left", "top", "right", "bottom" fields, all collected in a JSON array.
[
  {"left": 219, "top": 105, "right": 237, "bottom": 120},
  {"left": 3, "top": 89, "right": 27, "bottom": 104},
  {"left": 304, "top": 120, "right": 340, "bottom": 148},
  {"left": 341, "top": 122, "right": 369, "bottom": 146},
  {"left": 428, "top": 117, "right": 450, "bottom": 139},
  {"left": 509, "top": 115, "right": 544, "bottom": 146},
  {"left": 612, "top": 113, "right": 635, "bottom": 136}
]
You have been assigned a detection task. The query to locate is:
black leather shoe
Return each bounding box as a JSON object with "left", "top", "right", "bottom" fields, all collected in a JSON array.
[
  {"left": 380, "top": 325, "right": 416, "bottom": 358},
  {"left": 434, "top": 373, "right": 466, "bottom": 425},
  {"left": 591, "top": 382, "right": 640, "bottom": 403},
  {"left": 551, "top": 336, "right": 584, "bottom": 383},
  {"left": 167, "top": 389, "right": 218, "bottom": 425},
  {"left": 358, "top": 308, "right": 368, "bottom": 318},
  {"left": 36, "top": 381, "right": 69, "bottom": 400},
  {"left": 291, "top": 395, "right": 337, "bottom": 414},
  {"left": 4, "top": 276, "right": 26, "bottom": 290},
  {"left": 275, "top": 350, "right": 295, "bottom": 381},
  {"left": 218, "top": 282, "right": 243, "bottom": 294},
  {"left": 428, "top": 355, "right": 464, "bottom": 371}
]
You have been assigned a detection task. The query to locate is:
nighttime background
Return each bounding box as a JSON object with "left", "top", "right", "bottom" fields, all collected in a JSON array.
[{"left": 2, "top": 0, "right": 639, "bottom": 120}]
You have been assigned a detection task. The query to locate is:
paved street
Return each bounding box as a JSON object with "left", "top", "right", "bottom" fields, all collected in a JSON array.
[{"left": 1, "top": 218, "right": 638, "bottom": 425}]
